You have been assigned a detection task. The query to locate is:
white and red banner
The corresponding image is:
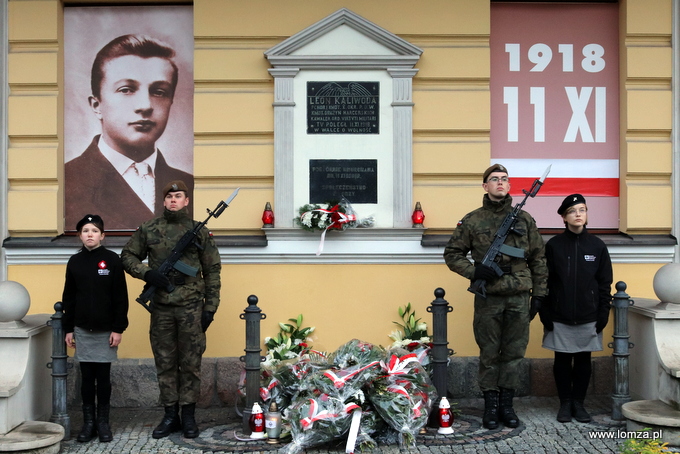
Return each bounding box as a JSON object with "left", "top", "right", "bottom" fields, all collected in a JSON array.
[{"left": 491, "top": 3, "right": 619, "bottom": 229}]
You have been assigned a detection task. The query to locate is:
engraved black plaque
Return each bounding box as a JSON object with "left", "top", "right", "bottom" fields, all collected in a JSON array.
[
  {"left": 307, "top": 82, "right": 379, "bottom": 134},
  {"left": 309, "top": 159, "right": 378, "bottom": 204}
]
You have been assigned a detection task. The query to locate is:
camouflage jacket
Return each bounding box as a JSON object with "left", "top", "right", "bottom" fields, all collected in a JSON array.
[
  {"left": 121, "top": 208, "right": 221, "bottom": 312},
  {"left": 443, "top": 194, "right": 547, "bottom": 296}
]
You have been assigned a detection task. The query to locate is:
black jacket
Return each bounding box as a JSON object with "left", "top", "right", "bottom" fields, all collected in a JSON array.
[
  {"left": 62, "top": 246, "right": 129, "bottom": 334},
  {"left": 543, "top": 227, "right": 613, "bottom": 325}
]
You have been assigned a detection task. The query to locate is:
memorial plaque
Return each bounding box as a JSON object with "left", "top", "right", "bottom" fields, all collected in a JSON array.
[
  {"left": 309, "top": 159, "right": 378, "bottom": 204},
  {"left": 307, "top": 82, "right": 379, "bottom": 134}
]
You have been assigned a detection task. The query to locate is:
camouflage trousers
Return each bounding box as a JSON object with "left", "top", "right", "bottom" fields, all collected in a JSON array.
[
  {"left": 150, "top": 300, "right": 206, "bottom": 406},
  {"left": 473, "top": 292, "right": 530, "bottom": 392}
]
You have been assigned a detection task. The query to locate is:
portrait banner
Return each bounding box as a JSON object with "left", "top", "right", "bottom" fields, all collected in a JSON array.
[{"left": 64, "top": 6, "right": 194, "bottom": 231}]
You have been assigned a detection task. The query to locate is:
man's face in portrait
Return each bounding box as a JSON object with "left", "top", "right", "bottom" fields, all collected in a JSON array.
[{"left": 89, "top": 55, "right": 175, "bottom": 162}]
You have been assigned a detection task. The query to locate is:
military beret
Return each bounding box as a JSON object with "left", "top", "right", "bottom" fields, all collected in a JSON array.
[
  {"left": 76, "top": 214, "right": 104, "bottom": 232},
  {"left": 557, "top": 193, "right": 587, "bottom": 215},
  {"left": 483, "top": 163, "right": 508, "bottom": 182},
  {"left": 162, "top": 180, "right": 189, "bottom": 196}
]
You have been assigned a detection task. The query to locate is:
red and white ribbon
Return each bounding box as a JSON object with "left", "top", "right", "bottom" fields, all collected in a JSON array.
[
  {"left": 259, "top": 377, "right": 279, "bottom": 401},
  {"left": 381, "top": 353, "right": 420, "bottom": 375},
  {"left": 323, "top": 361, "right": 380, "bottom": 388},
  {"left": 300, "top": 398, "right": 336, "bottom": 430},
  {"left": 301, "top": 205, "right": 356, "bottom": 255}
]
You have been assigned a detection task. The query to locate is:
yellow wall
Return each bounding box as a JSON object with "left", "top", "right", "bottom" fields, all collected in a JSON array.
[
  {"left": 11, "top": 261, "right": 665, "bottom": 360},
  {"left": 5, "top": 0, "right": 675, "bottom": 363}
]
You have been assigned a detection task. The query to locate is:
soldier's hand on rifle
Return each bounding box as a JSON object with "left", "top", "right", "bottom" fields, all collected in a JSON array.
[
  {"left": 201, "top": 311, "right": 215, "bottom": 332},
  {"left": 144, "top": 269, "right": 170, "bottom": 289},
  {"left": 529, "top": 296, "right": 544, "bottom": 320},
  {"left": 473, "top": 264, "right": 497, "bottom": 282}
]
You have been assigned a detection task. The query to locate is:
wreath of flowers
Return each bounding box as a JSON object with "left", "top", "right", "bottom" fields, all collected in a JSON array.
[{"left": 295, "top": 201, "right": 356, "bottom": 232}]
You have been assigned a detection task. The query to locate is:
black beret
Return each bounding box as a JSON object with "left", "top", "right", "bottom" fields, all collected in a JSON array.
[
  {"left": 557, "top": 194, "right": 587, "bottom": 215},
  {"left": 483, "top": 163, "right": 508, "bottom": 182},
  {"left": 162, "top": 180, "right": 189, "bottom": 197},
  {"left": 76, "top": 214, "right": 104, "bottom": 232}
]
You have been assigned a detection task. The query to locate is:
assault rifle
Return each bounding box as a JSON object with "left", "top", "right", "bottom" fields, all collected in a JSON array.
[
  {"left": 136, "top": 188, "right": 240, "bottom": 313},
  {"left": 468, "top": 166, "right": 550, "bottom": 298}
]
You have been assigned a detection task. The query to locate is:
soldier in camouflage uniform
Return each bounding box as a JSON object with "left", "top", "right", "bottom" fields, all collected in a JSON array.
[
  {"left": 444, "top": 164, "right": 547, "bottom": 430},
  {"left": 121, "top": 180, "right": 221, "bottom": 439}
]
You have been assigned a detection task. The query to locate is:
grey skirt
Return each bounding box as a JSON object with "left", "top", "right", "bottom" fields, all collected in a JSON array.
[
  {"left": 74, "top": 326, "right": 118, "bottom": 362},
  {"left": 542, "top": 321, "right": 603, "bottom": 353}
]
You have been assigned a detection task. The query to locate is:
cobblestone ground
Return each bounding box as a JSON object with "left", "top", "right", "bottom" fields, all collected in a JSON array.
[{"left": 58, "top": 396, "right": 636, "bottom": 454}]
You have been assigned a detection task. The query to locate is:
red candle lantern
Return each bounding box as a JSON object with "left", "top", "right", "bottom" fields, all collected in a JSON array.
[
  {"left": 262, "top": 202, "right": 275, "bottom": 228},
  {"left": 437, "top": 396, "right": 454, "bottom": 434},
  {"left": 249, "top": 402, "right": 265, "bottom": 438},
  {"left": 412, "top": 201, "right": 425, "bottom": 228}
]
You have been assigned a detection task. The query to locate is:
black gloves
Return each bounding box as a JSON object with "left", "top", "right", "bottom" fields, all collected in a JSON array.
[
  {"left": 144, "top": 270, "right": 170, "bottom": 288},
  {"left": 473, "top": 264, "right": 497, "bottom": 282},
  {"left": 596, "top": 315, "right": 609, "bottom": 333},
  {"left": 530, "top": 296, "right": 543, "bottom": 321},
  {"left": 201, "top": 311, "right": 215, "bottom": 332},
  {"left": 539, "top": 310, "right": 553, "bottom": 331}
]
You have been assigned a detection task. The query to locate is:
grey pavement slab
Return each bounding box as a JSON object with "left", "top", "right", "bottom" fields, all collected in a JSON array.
[{"left": 56, "top": 396, "right": 654, "bottom": 453}]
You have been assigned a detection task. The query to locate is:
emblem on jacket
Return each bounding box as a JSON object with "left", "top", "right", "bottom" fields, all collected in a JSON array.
[
  {"left": 98, "top": 260, "right": 110, "bottom": 275},
  {"left": 584, "top": 255, "right": 596, "bottom": 262}
]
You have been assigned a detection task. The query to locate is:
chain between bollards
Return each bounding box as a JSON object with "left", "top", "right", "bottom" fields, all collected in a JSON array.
[
  {"left": 239, "top": 295, "right": 266, "bottom": 434},
  {"left": 47, "top": 301, "right": 71, "bottom": 438},
  {"left": 427, "top": 288, "right": 453, "bottom": 426},
  {"left": 608, "top": 281, "right": 634, "bottom": 421}
]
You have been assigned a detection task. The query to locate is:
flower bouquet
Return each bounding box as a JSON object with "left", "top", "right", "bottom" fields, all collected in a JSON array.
[
  {"left": 389, "top": 303, "right": 434, "bottom": 374},
  {"left": 294, "top": 197, "right": 374, "bottom": 255},
  {"left": 282, "top": 394, "right": 361, "bottom": 454},
  {"left": 366, "top": 351, "right": 437, "bottom": 447}
]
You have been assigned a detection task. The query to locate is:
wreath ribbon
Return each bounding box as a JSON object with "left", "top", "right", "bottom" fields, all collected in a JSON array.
[
  {"left": 323, "top": 361, "right": 380, "bottom": 388},
  {"left": 381, "top": 353, "right": 420, "bottom": 375},
  {"left": 259, "top": 377, "right": 279, "bottom": 401},
  {"left": 301, "top": 205, "right": 357, "bottom": 255},
  {"left": 300, "top": 398, "right": 336, "bottom": 430}
]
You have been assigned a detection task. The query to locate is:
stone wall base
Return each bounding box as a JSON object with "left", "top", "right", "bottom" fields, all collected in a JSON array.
[{"left": 66, "top": 355, "right": 614, "bottom": 408}]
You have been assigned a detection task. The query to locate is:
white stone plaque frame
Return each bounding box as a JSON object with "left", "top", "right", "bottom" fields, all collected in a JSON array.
[{"left": 265, "top": 8, "right": 422, "bottom": 229}]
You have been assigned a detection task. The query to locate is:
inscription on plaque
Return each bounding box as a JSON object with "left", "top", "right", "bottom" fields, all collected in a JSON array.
[
  {"left": 307, "top": 82, "right": 379, "bottom": 134},
  {"left": 309, "top": 159, "right": 377, "bottom": 204}
]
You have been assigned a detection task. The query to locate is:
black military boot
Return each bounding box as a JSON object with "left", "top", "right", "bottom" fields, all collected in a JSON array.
[
  {"left": 557, "top": 399, "right": 572, "bottom": 423},
  {"left": 152, "top": 403, "right": 181, "bottom": 439},
  {"left": 572, "top": 400, "right": 592, "bottom": 423},
  {"left": 76, "top": 404, "right": 97, "bottom": 442},
  {"left": 482, "top": 390, "right": 500, "bottom": 430},
  {"left": 499, "top": 387, "right": 520, "bottom": 428},
  {"left": 181, "top": 403, "right": 200, "bottom": 438},
  {"left": 96, "top": 404, "right": 113, "bottom": 442}
]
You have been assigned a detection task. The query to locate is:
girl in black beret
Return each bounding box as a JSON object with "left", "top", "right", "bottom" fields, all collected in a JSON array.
[
  {"left": 62, "top": 215, "right": 129, "bottom": 443},
  {"left": 539, "top": 195, "right": 613, "bottom": 423}
]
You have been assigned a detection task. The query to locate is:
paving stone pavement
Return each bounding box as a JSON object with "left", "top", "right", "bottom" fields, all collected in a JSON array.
[{"left": 57, "top": 396, "right": 654, "bottom": 453}]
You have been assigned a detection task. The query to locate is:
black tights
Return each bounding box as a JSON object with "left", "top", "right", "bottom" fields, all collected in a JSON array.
[
  {"left": 80, "top": 362, "right": 112, "bottom": 407},
  {"left": 553, "top": 351, "right": 592, "bottom": 402}
]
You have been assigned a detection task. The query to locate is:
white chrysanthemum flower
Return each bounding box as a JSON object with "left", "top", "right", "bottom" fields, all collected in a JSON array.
[
  {"left": 416, "top": 322, "right": 428, "bottom": 332},
  {"left": 420, "top": 336, "right": 432, "bottom": 343},
  {"left": 301, "top": 212, "right": 313, "bottom": 227}
]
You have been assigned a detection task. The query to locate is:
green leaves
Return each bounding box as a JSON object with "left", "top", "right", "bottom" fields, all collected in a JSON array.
[
  {"left": 391, "top": 303, "right": 429, "bottom": 340},
  {"left": 264, "top": 314, "right": 315, "bottom": 365}
]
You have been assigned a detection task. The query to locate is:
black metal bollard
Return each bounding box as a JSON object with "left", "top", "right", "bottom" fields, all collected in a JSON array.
[
  {"left": 47, "top": 302, "right": 70, "bottom": 438},
  {"left": 427, "top": 288, "right": 453, "bottom": 426},
  {"left": 239, "top": 295, "right": 266, "bottom": 433},
  {"left": 608, "top": 281, "right": 634, "bottom": 420}
]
